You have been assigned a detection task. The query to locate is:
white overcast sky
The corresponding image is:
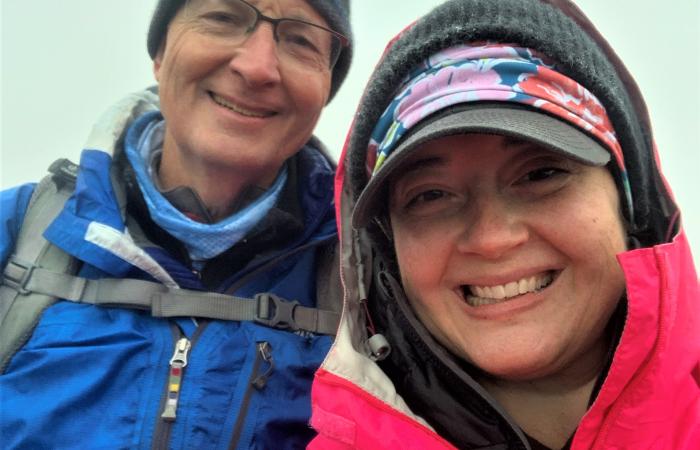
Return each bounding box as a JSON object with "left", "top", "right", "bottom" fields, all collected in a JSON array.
[{"left": 2, "top": 0, "right": 699, "bottom": 263}]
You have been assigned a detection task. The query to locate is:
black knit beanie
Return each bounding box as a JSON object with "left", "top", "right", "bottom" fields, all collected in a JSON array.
[
  {"left": 347, "top": 0, "right": 674, "bottom": 248},
  {"left": 146, "top": 0, "right": 353, "bottom": 102}
]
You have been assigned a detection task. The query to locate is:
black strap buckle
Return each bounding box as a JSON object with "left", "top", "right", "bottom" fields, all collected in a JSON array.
[
  {"left": 254, "top": 293, "right": 300, "bottom": 331},
  {"left": 48, "top": 158, "right": 79, "bottom": 187},
  {"left": 2, "top": 258, "right": 35, "bottom": 295}
]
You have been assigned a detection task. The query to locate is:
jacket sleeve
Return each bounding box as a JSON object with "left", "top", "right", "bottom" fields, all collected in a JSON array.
[{"left": 1, "top": 183, "right": 37, "bottom": 269}]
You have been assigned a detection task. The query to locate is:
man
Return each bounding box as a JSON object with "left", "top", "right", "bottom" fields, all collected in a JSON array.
[{"left": 0, "top": 0, "right": 352, "bottom": 448}]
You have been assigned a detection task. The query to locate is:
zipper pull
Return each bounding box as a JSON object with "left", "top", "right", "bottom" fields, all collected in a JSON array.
[
  {"left": 251, "top": 342, "right": 274, "bottom": 390},
  {"left": 161, "top": 337, "right": 191, "bottom": 421}
]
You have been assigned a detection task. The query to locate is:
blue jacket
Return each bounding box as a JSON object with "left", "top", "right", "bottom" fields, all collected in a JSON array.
[{"left": 0, "top": 90, "right": 338, "bottom": 449}]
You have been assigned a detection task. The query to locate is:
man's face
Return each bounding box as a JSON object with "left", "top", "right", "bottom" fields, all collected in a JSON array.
[
  {"left": 153, "top": 0, "right": 332, "bottom": 189},
  {"left": 388, "top": 133, "right": 627, "bottom": 382}
]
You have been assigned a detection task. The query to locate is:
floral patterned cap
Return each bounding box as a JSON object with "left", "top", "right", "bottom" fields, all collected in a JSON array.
[{"left": 352, "top": 43, "right": 634, "bottom": 228}]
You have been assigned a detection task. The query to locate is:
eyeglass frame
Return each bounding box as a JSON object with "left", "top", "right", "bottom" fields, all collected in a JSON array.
[{"left": 184, "top": 0, "right": 350, "bottom": 69}]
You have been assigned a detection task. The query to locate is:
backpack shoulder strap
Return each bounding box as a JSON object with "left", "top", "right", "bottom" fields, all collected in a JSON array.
[
  {"left": 1, "top": 160, "right": 340, "bottom": 373},
  {"left": 0, "top": 159, "right": 79, "bottom": 371}
]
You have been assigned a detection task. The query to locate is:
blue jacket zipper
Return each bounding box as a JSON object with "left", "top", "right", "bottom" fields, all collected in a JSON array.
[
  {"left": 152, "top": 323, "right": 206, "bottom": 450},
  {"left": 161, "top": 336, "right": 191, "bottom": 420},
  {"left": 228, "top": 341, "right": 274, "bottom": 449}
]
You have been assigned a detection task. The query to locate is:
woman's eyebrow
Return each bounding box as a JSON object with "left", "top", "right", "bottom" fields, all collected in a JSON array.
[
  {"left": 502, "top": 136, "right": 544, "bottom": 152},
  {"left": 395, "top": 155, "right": 446, "bottom": 178}
]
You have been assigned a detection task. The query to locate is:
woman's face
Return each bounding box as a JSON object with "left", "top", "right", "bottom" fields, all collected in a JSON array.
[{"left": 388, "top": 133, "right": 627, "bottom": 381}]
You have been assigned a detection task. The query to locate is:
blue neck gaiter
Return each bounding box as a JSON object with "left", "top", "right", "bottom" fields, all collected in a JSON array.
[{"left": 125, "top": 112, "right": 287, "bottom": 265}]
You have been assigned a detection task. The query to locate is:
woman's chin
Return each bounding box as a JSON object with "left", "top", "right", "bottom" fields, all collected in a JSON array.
[{"left": 469, "top": 352, "right": 561, "bottom": 382}]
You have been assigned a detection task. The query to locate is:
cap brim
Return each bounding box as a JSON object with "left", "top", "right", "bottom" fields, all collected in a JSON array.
[{"left": 352, "top": 103, "right": 612, "bottom": 228}]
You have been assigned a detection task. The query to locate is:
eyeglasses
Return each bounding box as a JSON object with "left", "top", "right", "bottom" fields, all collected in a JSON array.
[{"left": 183, "top": 0, "right": 349, "bottom": 71}]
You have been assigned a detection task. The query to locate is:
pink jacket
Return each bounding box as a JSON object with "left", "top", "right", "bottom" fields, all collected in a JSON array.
[
  {"left": 310, "top": 231, "right": 700, "bottom": 449},
  {"left": 309, "top": 0, "right": 700, "bottom": 448}
]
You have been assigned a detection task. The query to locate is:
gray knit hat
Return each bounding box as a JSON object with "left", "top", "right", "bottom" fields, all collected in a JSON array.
[{"left": 146, "top": 0, "right": 352, "bottom": 102}]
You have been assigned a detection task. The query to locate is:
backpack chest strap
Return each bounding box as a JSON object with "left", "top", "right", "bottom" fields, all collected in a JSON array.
[{"left": 3, "top": 259, "right": 339, "bottom": 335}]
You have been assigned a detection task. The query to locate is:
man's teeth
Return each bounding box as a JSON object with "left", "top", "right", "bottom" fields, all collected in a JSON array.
[
  {"left": 211, "top": 93, "right": 271, "bottom": 118},
  {"left": 465, "top": 272, "right": 553, "bottom": 307}
]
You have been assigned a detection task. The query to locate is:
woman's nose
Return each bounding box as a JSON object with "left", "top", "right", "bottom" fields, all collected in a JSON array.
[{"left": 455, "top": 198, "right": 529, "bottom": 259}]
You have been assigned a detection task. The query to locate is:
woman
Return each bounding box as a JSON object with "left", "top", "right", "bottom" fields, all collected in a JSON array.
[{"left": 309, "top": 0, "right": 699, "bottom": 448}]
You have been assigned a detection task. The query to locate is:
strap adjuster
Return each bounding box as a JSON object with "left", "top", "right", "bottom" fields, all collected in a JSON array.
[
  {"left": 3, "top": 259, "right": 35, "bottom": 295},
  {"left": 255, "top": 293, "right": 300, "bottom": 331}
]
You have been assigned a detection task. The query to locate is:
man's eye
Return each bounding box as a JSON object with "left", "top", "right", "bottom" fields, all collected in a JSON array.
[
  {"left": 203, "top": 12, "right": 247, "bottom": 27},
  {"left": 283, "top": 33, "right": 322, "bottom": 53}
]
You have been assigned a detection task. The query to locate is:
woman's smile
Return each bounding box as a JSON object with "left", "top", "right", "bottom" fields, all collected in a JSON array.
[{"left": 461, "top": 270, "right": 557, "bottom": 307}]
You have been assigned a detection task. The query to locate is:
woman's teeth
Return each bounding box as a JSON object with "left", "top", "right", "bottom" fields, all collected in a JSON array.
[
  {"left": 211, "top": 93, "right": 272, "bottom": 118},
  {"left": 464, "top": 272, "right": 554, "bottom": 307}
]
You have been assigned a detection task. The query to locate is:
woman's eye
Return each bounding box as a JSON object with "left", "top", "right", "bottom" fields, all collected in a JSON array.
[
  {"left": 404, "top": 189, "right": 451, "bottom": 209},
  {"left": 393, "top": 186, "right": 463, "bottom": 219},
  {"left": 520, "top": 167, "right": 567, "bottom": 183}
]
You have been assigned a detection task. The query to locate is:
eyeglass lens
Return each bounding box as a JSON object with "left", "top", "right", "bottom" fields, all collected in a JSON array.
[{"left": 184, "top": 0, "right": 343, "bottom": 70}]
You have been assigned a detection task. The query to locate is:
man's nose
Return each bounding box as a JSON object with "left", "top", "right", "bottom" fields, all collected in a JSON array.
[{"left": 228, "top": 23, "right": 282, "bottom": 87}]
